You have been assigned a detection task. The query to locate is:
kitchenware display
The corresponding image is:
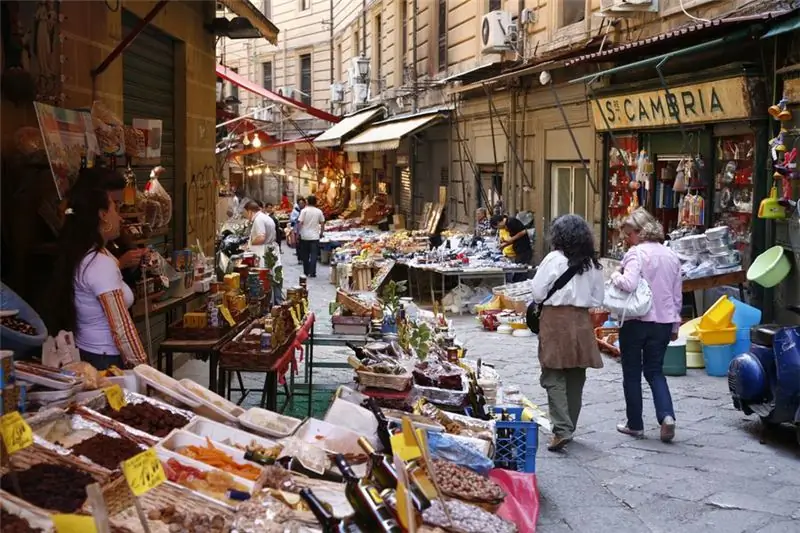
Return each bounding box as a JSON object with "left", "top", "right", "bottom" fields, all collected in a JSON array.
[
  {"left": 710, "top": 250, "right": 742, "bottom": 269},
  {"left": 682, "top": 235, "right": 708, "bottom": 253}
]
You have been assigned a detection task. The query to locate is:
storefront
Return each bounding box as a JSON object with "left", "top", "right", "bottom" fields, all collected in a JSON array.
[{"left": 593, "top": 74, "right": 767, "bottom": 265}]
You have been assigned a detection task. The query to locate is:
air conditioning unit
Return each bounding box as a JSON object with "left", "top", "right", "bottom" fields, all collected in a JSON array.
[
  {"left": 351, "top": 83, "right": 369, "bottom": 106},
  {"left": 600, "top": 0, "right": 658, "bottom": 15},
  {"left": 276, "top": 86, "right": 294, "bottom": 98},
  {"left": 481, "top": 11, "right": 514, "bottom": 54},
  {"left": 330, "top": 83, "right": 344, "bottom": 104}
]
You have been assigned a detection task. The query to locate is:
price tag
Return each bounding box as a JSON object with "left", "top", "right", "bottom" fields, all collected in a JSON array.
[
  {"left": 220, "top": 306, "right": 236, "bottom": 327},
  {"left": 390, "top": 417, "right": 423, "bottom": 462},
  {"left": 103, "top": 384, "right": 127, "bottom": 411},
  {"left": 289, "top": 308, "right": 301, "bottom": 328},
  {"left": 0, "top": 411, "right": 33, "bottom": 454},
  {"left": 394, "top": 455, "right": 417, "bottom": 532},
  {"left": 122, "top": 448, "right": 166, "bottom": 496},
  {"left": 52, "top": 514, "right": 97, "bottom": 533}
]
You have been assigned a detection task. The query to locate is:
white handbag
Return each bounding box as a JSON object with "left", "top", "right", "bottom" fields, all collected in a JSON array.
[{"left": 604, "top": 247, "right": 653, "bottom": 323}]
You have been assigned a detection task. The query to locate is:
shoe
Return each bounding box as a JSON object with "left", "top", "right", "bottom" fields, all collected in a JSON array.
[
  {"left": 547, "top": 435, "right": 572, "bottom": 451},
  {"left": 660, "top": 416, "right": 676, "bottom": 443},
  {"left": 616, "top": 424, "right": 644, "bottom": 438}
]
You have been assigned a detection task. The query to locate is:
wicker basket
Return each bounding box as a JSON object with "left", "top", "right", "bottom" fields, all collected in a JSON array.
[
  {"left": 356, "top": 370, "right": 412, "bottom": 391},
  {"left": 167, "top": 317, "right": 231, "bottom": 341}
]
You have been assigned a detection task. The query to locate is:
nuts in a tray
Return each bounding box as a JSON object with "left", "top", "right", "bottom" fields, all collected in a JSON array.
[
  {"left": 102, "top": 402, "right": 189, "bottom": 437},
  {"left": 431, "top": 459, "right": 505, "bottom": 502},
  {"left": 423, "top": 500, "right": 517, "bottom": 533},
  {"left": 0, "top": 316, "right": 37, "bottom": 336},
  {"left": 0, "top": 463, "right": 94, "bottom": 513},
  {"left": 69, "top": 433, "right": 144, "bottom": 470},
  {"left": 1, "top": 509, "right": 44, "bottom": 533},
  {"left": 148, "top": 504, "right": 229, "bottom": 533}
]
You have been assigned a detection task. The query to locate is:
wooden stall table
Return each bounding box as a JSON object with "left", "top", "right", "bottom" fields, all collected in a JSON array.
[
  {"left": 682, "top": 269, "right": 746, "bottom": 317},
  {"left": 131, "top": 291, "right": 204, "bottom": 321}
]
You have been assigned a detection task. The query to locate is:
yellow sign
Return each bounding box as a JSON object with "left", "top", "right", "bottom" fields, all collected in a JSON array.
[
  {"left": 0, "top": 411, "right": 33, "bottom": 454},
  {"left": 122, "top": 448, "right": 166, "bottom": 496},
  {"left": 220, "top": 306, "right": 236, "bottom": 327},
  {"left": 52, "top": 514, "right": 97, "bottom": 533},
  {"left": 591, "top": 76, "right": 752, "bottom": 131},
  {"left": 289, "top": 308, "right": 301, "bottom": 328},
  {"left": 390, "top": 418, "right": 423, "bottom": 462},
  {"left": 103, "top": 385, "right": 127, "bottom": 411},
  {"left": 302, "top": 298, "right": 309, "bottom": 316}
]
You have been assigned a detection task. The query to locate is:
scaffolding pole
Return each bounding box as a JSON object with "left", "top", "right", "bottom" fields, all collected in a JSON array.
[{"left": 482, "top": 84, "right": 533, "bottom": 191}]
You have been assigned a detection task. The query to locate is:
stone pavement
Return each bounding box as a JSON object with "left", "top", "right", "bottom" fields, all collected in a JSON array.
[{"left": 176, "top": 257, "right": 800, "bottom": 533}]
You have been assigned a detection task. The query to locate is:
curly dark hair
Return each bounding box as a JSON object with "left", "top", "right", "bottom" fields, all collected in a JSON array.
[{"left": 549, "top": 214, "right": 601, "bottom": 274}]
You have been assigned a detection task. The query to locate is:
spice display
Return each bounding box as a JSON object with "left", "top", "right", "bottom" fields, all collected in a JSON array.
[
  {"left": 178, "top": 438, "right": 262, "bottom": 481},
  {"left": 162, "top": 458, "right": 249, "bottom": 504},
  {"left": 422, "top": 500, "right": 517, "bottom": 533},
  {"left": 0, "top": 509, "right": 43, "bottom": 533},
  {"left": 69, "top": 433, "right": 144, "bottom": 470},
  {"left": 0, "top": 463, "right": 94, "bottom": 513},
  {"left": 147, "top": 504, "right": 229, "bottom": 533},
  {"left": 0, "top": 316, "right": 37, "bottom": 336},
  {"left": 413, "top": 361, "right": 464, "bottom": 391},
  {"left": 431, "top": 459, "right": 505, "bottom": 503},
  {"left": 102, "top": 402, "right": 190, "bottom": 437}
]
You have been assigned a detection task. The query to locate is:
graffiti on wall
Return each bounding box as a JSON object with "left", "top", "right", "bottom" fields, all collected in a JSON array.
[{"left": 187, "top": 164, "right": 216, "bottom": 254}]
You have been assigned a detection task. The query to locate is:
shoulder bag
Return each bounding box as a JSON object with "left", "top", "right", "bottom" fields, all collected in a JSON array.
[
  {"left": 526, "top": 265, "right": 580, "bottom": 334},
  {"left": 603, "top": 246, "right": 653, "bottom": 323}
]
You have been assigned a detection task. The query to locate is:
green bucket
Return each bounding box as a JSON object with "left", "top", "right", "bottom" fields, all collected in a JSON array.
[{"left": 663, "top": 338, "right": 687, "bottom": 376}]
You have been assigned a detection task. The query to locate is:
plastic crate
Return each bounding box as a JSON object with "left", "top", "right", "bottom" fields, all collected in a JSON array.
[{"left": 493, "top": 406, "right": 538, "bottom": 473}]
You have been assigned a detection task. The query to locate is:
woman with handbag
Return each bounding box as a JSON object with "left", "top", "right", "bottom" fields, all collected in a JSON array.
[
  {"left": 531, "top": 215, "right": 604, "bottom": 451},
  {"left": 611, "top": 208, "right": 682, "bottom": 443}
]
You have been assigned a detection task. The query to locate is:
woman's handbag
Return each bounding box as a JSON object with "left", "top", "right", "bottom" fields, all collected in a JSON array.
[
  {"left": 603, "top": 247, "right": 653, "bottom": 323},
  {"left": 526, "top": 265, "right": 579, "bottom": 334}
]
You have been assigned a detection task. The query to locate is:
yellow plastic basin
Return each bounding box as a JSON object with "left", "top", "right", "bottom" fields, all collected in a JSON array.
[
  {"left": 699, "top": 295, "right": 735, "bottom": 330},
  {"left": 697, "top": 326, "right": 737, "bottom": 346}
]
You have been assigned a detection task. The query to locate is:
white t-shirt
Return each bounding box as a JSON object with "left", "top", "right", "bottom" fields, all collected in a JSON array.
[
  {"left": 298, "top": 206, "right": 325, "bottom": 241},
  {"left": 250, "top": 211, "right": 276, "bottom": 266},
  {"left": 74, "top": 250, "right": 135, "bottom": 355},
  {"left": 531, "top": 250, "right": 605, "bottom": 308}
]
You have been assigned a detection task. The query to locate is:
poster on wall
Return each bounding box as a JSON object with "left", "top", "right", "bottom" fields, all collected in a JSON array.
[
  {"left": 34, "top": 102, "right": 99, "bottom": 200},
  {"left": 132, "top": 118, "right": 163, "bottom": 165}
]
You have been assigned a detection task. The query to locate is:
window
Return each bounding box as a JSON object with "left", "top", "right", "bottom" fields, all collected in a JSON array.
[
  {"left": 261, "top": 0, "right": 271, "bottom": 18},
  {"left": 262, "top": 61, "right": 273, "bottom": 91},
  {"left": 560, "top": 0, "right": 586, "bottom": 28},
  {"left": 299, "top": 0, "right": 310, "bottom": 11},
  {"left": 401, "top": 1, "right": 408, "bottom": 55},
  {"left": 551, "top": 164, "right": 588, "bottom": 219},
  {"left": 437, "top": 0, "right": 447, "bottom": 72},
  {"left": 488, "top": 0, "right": 501, "bottom": 10},
  {"left": 299, "top": 54, "right": 312, "bottom": 105},
  {"left": 374, "top": 14, "right": 382, "bottom": 91},
  {"left": 336, "top": 43, "right": 343, "bottom": 81},
  {"left": 229, "top": 67, "right": 239, "bottom": 101},
  {"left": 353, "top": 28, "right": 360, "bottom": 56}
]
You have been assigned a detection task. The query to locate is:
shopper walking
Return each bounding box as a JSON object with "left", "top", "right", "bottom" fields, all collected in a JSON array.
[
  {"left": 297, "top": 195, "right": 325, "bottom": 277},
  {"left": 531, "top": 214, "right": 604, "bottom": 451},
  {"left": 290, "top": 197, "right": 307, "bottom": 265},
  {"left": 243, "top": 200, "right": 277, "bottom": 268},
  {"left": 612, "top": 208, "right": 681, "bottom": 443},
  {"left": 264, "top": 203, "right": 284, "bottom": 254},
  {"left": 491, "top": 213, "right": 532, "bottom": 282}
]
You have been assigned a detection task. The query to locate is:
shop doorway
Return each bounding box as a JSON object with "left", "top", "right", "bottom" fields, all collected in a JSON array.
[{"left": 550, "top": 163, "right": 588, "bottom": 221}]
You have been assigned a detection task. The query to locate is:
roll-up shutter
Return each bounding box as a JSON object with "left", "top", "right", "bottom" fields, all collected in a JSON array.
[
  {"left": 399, "top": 166, "right": 412, "bottom": 219},
  {"left": 122, "top": 10, "right": 176, "bottom": 252}
]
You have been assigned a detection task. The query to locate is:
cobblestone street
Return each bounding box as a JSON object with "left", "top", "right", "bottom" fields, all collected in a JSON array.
[{"left": 177, "top": 258, "right": 800, "bottom": 532}]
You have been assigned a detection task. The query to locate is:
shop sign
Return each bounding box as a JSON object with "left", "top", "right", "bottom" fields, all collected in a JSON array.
[{"left": 591, "top": 76, "right": 752, "bottom": 131}]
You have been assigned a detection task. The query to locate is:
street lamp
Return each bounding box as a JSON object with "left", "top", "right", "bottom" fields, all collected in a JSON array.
[{"left": 355, "top": 54, "right": 370, "bottom": 84}]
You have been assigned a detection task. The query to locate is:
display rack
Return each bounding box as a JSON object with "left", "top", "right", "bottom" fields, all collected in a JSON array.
[
  {"left": 605, "top": 135, "right": 641, "bottom": 259},
  {"left": 713, "top": 133, "right": 755, "bottom": 265}
]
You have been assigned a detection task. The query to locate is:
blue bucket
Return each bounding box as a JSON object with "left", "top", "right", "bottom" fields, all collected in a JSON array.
[
  {"left": 732, "top": 328, "right": 750, "bottom": 359},
  {"left": 0, "top": 282, "right": 47, "bottom": 355},
  {"left": 730, "top": 298, "right": 761, "bottom": 329},
  {"left": 703, "top": 344, "right": 734, "bottom": 377}
]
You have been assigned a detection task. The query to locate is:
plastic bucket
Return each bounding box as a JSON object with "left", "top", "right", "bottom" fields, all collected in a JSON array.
[
  {"left": 731, "top": 328, "right": 750, "bottom": 359},
  {"left": 697, "top": 326, "right": 737, "bottom": 345},
  {"left": 703, "top": 344, "right": 734, "bottom": 377},
  {"left": 700, "top": 295, "right": 735, "bottom": 330},
  {"left": 663, "top": 339, "right": 687, "bottom": 376},
  {"left": 686, "top": 351, "right": 705, "bottom": 369},
  {"left": 747, "top": 246, "right": 791, "bottom": 288},
  {"left": 730, "top": 297, "right": 762, "bottom": 329}
]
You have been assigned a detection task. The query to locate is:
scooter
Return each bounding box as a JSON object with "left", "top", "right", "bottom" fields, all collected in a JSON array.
[{"left": 728, "top": 306, "right": 800, "bottom": 445}]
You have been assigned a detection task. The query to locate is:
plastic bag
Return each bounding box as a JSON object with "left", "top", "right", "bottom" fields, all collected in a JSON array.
[
  {"left": 425, "top": 430, "right": 494, "bottom": 475},
  {"left": 143, "top": 166, "right": 172, "bottom": 229},
  {"left": 489, "top": 469, "right": 539, "bottom": 533}
]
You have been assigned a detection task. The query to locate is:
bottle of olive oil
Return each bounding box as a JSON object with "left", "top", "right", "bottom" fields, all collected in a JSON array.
[{"left": 334, "top": 454, "right": 402, "bottom": 533}]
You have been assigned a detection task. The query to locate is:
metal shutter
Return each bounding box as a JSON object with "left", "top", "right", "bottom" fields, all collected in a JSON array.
[
  {"left": 399, "top": 166, "right": 412, "bottom": 219},
  {"left": 122, "top": 10, "right": 176, "bottom": 252}
]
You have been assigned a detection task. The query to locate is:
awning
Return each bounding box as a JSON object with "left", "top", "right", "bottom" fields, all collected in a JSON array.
[
  {"left": 762, "top": 14, "right": 800, "bottom": 38},
  {"left": 441, "top": 61, "right": 503, "bottom": 84},
  {"left": 312, "top": 106, "right": 386, "bottom": 148},
  {"left": 216, "top": 64, "right": 340, "bottom": 123},
  {"left": 343, "top": 114, "right": 445, "bottom": 152},
  {"left": 218, "top": 0, "right": 280, "bottom": 45}
]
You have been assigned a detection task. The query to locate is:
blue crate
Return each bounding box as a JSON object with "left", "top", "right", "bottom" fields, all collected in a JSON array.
[{"left": 493, "top": 406, "right": 538, "bottom": 473}]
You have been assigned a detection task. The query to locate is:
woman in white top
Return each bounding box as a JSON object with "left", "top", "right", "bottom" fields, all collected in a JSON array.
[
  {"left": 531, "top": 214, "right": 605, "bottom": 451},
  {"left": 48, "top": 168, "right": 148, "bottom": 370}
]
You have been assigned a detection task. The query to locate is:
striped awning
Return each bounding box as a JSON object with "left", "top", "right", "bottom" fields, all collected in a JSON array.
[
  {"left": 313, "top": 107, "right": 386, "bottom": 148},
  {"left": 343, "top": 114, "right": 444, "bottom": 152}
]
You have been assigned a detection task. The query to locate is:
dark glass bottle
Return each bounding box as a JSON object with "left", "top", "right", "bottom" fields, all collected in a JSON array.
[
  {"left": 357, "top": 437, "right": 431, "bottom": 512},
  {"left": 244, "top": 449, "right": 276, "bottom": 465},
  {"left": 334, "top": 454, "right": 402, "bottom": 533},
  {"left": 246, "top": 452, "right": 344, "bottom": 483},
  {"left": 345, "top": 341, "right": 368, "bottom": 361},
  {"left": 363, "top": 398, "right": 394, "bottom": 454},
  {"left": 299, "top": 488, "right": 363, "bottom": 533}
]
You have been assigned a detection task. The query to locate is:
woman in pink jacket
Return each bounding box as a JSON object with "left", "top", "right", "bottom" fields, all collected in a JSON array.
[{"left": 611, "top": 208, "right": 683, "bottom": 443}]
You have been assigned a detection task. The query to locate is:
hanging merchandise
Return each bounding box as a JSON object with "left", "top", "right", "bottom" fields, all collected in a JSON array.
[
  {"left": 758, "top": 184, "right": 786, "bottom": 220},
  {"left": 768, "top": 96, "right": 793, "bottom": 122},
  {"left": 673, "top": 159, "right": 687, "bottom": 193},
  {"left": 123, "top": 164, "right": 137, "bottom": 207},
  {"left": 143, "top": 165, "right": 173, "bottom": 230}
]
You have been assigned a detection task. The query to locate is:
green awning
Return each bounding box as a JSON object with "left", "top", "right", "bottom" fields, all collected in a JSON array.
[{"left": 762, "top": 15, "right": 800, "bottom": 39}]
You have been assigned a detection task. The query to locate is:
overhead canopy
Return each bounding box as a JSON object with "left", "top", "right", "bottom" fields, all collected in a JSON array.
[
  {"left": 762, "top": 14, "right": 800, "bottom": 38},
  {"left": 313, "top": 106, "right": 386, "bottom": 148},
  {"left": 440, "top": 61, "right": 503, "bottom": 84},
  {"left": 216, "top": 64, "right": 340, "bottom": 123},
  {"left": 218, "top": 0, "right": 280, "bottom": 45},
  {"left": 343, "top": 114, "right": 445, "bottom": 152}
]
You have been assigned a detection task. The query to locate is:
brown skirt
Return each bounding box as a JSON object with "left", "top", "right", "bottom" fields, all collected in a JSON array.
[{"left": 538, "top": 305, "right": 604, "bottom": 370}]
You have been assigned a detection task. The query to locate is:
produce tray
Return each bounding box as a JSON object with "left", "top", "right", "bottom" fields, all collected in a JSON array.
[
  {"left": 133, "top": 365, "right": 202, "bottom": 409},
  {"left": 177, "top": 378, "right": 244, "bottom": 424},
  {"left": 158, "top": 429, "right": 263, "bottom": 472},
  {"left": 13, "top": 361, "right": 83, "bottom": 390},
  {"left": 238, "top": 407, "right": 303, "bottom": 439},
  {"left": 356, "top": 370, "right": 413, "bottom": 391},
  {"left": 183, "top": 417, "right": 279, "bottom": 455}
]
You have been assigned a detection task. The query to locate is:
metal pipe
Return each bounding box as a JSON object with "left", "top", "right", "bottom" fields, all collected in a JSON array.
[
  {"left": 547, "top": 81, "right": 597, "bottom": 194},
  {"left": 482, "top": 84, "right": 532, "bottom": 190},
  {"left": 362, "top": 0, "right": 367, "bottom": 59},
  {"left": 411, "top": 0, "right": 418, "bottom": 113}
]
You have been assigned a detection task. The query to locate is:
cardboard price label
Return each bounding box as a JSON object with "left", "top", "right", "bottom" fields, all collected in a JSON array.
[
  {"left": 52, "top": 514, "right": 97, "bottom": 533},
  {"left": 122, "top": 448, "right": 166, "bottom": 496},
  {"left": 0, "top": 411, "right": 33, "bottom": 454},
  {"left": 103, "top": 384, "right": 127, "bottom": 411}
]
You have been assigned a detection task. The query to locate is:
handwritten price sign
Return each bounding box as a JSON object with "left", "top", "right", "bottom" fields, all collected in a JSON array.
[
  {"left": 52, "top": 514, "right": 97, "bottom": 533},
  {"left": 103, "top": 385, "right": 127, "bottom": 411},
  {"left": 122, "top": 448, "right": 166, "bottom": 496},
  {"left": 0, "top": 411, "right": 33, "bottom": 454}
]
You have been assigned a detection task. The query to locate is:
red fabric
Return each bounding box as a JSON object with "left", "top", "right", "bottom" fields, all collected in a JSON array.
[
  {"left": 278, "top": 314, "right": 315, "bottom": 383},
  {"left": 489, "top": 470, "right": 539, "bottom": 533}
]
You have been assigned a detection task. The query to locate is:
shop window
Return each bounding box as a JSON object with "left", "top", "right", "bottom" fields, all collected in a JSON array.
[
  {"left": 551, "top": 164, "right": 588, "bottom": 219},
  {"left": 437, "top": 0, "right": 447, "bottom": 72},
  {"left": 262, "top": 61, "right": 273, "bottom": 91},
  {"left": 353, "top": 28, "right": 360, "bottom": 57},
  {"left": 559, "top": 0, "right": 586, "bottom": 28},
  {"left": 299, "top": 54, "right": 312, "bottom": 105},
  {"left": 480, "top": 170, "right": 503, "bottom": 208},
  {"left": 488, "top": 0, "right": 501, "bottom": 11},
  {"left": 299, "top": 0, "right": 310, "bottom": 11},
  {"left": 374, "top": 14, "right": 382, "bottom": 92}
]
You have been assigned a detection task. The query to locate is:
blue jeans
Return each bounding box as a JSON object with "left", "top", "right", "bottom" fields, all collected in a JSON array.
[
  {"left": 300, "top": 239, "right": 319, "bottom": 276},
  {"left": 619, "top": 321, "right": 675, "bottom": 431},
  {"left": 79, "top": 349, "right": 122, "bottom": 371}
]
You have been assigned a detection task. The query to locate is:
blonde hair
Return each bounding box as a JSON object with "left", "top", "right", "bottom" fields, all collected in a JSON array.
[
  {"left": 475, "top": 207, "right": 488, "bottom": 218},
  {"left": 623, "top": 208, "right": 665, "bottom": 242}
]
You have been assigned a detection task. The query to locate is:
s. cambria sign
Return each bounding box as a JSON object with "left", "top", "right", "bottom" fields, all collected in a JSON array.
[{"left": 591, "top": 76, "right": 753, "bottom": 132}]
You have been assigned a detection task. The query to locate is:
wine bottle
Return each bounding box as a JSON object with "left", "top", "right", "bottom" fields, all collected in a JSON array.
[
  {"left": 244, "top": 449, "right": 276, "bottom": 465},
  {"left": 334, "top": 454, "right": 402, "bottom": 533},
  {"left": 363, "top": 398, "right": 393, "bottom": 454},
  {"left": 345, "top": 341, "right": 368, "bottom": 361},
  {"left": 299, "top": 488, "right": 363, "bottom": 533},
  {"left": 247, "top": 453, "right": 344, "bottom": 483},
  {"left": 357, "top": 437, "right": 431, "bottom": 512}
]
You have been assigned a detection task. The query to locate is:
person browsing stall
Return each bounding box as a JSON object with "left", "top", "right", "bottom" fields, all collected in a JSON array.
[
  {"left": 244, "top": 200, "right": 277, "bottom": 267},
  {"left": 264, "top": 202, "right": 284, "bottom": 254},
  {"left": 48, "top": 168, "right": 149, "bottom": 370},
  {"left": 297, "top": 195, "right": 325, "bottom": 278},
  {"left": 491, "top": 213, "right": 532, "bottom": 282},
  {"left": 474, "top": 207, "right": 492, "bottom": 238},
  {"left": 290, "top": 197, "right": 307, "bottom": 264},
  {"left": 531, "top": 214, "right": 604, "bottom": 451}
]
